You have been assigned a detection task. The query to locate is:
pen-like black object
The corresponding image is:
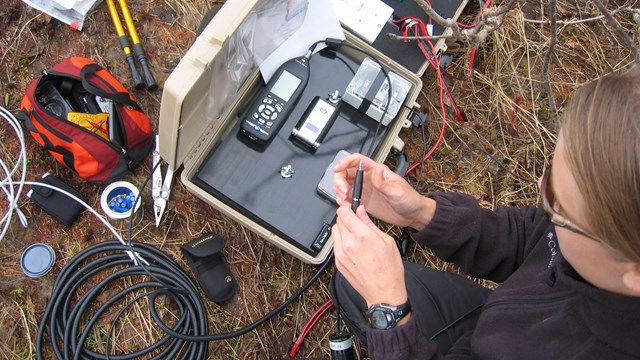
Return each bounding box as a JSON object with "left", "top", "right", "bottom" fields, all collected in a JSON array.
[{"left": 351, "top": 160, "right": 363, "bottom": 212}]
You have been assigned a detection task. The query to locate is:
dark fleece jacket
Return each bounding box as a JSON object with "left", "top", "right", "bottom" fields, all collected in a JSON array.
[{"left": 366, "top": 192, "right": 640, "bottom": 360}]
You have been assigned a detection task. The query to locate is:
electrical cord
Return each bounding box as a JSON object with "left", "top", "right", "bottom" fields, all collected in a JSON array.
[
  {"left": 0, "top": 106, "right": 29, "bottom": 241},
  {"left": 395, "top": 16, "right": 449, "bottom": 176},
  {"left": 322, "top": 38, "right": 393, "bottom": 158},
  {"left": 288, "top": 299, "right": 334, "bottom": 358},
  {"left": 26, "top": 167, "right": 334, "bottom": 358},
  {"left": 28, "top": 161, "right": 334, "bottom": 359},
  {"left": 36, "top": 240, "right": 208, "bottom": 360}
]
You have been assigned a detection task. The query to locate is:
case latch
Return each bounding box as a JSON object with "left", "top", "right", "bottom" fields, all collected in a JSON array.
[{"left": 408, "top": 108, "right": 428, "bottom": 128}]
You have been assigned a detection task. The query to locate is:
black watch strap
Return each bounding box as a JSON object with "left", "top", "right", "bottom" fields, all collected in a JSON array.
[{"left": 366, "top": 300, "right": 411, "bottom": 330}]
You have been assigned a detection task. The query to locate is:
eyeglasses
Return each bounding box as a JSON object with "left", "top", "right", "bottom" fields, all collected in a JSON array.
[{"left": 540, "top": 163, "right": 600, "bottom": 241}]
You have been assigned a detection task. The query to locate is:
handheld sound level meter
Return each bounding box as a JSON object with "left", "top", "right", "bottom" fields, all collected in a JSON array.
[{"left": 241, "top": 55, "right": 311, "bottom": 144}]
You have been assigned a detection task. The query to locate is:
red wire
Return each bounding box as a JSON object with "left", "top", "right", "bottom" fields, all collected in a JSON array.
[
  {"left": 288, "top": 300, "right": 334, "bottom": 358},
  {"left": 464, "top": 1, "right": 493, "bottom": 76},
  {"left": 403, "top": 18, "right": 449, "bottom": 175},
  {"left": 457, "top": 0, "right": 493, "bottom": 28},
  {"left": 468, "top": 47, "right": 478, "bottom": 77}
]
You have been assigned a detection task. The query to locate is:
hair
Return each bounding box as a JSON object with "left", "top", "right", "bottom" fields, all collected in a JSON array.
[{"left": 561, "top": 66, "right": 640, "bottom": 263}]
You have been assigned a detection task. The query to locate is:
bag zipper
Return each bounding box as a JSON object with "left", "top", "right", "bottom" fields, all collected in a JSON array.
[
  {"left": 31, "top": 76, "right": 127, "bottom": 154},
  {"left": 32, "top": 105, "right": 131, "bottom": 166},
  {"left": 30, "top": 108, "right": 73, "bottom": 143}
]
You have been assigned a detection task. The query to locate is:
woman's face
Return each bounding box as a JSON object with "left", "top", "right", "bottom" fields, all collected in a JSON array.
[{"left": 549, "top": 133, "right": 636, "bottom": 295}]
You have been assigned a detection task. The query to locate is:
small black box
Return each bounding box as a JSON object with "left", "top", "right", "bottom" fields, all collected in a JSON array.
[{"left": 27, "top": 173, "right": 87, "bottom": 227}]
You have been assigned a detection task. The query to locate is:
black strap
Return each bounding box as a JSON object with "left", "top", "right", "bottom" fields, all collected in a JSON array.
[
  {"left": 80, "top": 64, "right": 135, "bottom": 107},
  {"left": 16, "top": 109, "right": 30, "bottom": 123},
  {"left": 22, "top": 113, "right": 39, "bottom": 134},
  {"left": 23, "top": 114, "right": 76, "bottom": 170}
]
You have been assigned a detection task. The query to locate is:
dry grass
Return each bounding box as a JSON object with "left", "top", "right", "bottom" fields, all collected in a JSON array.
[{"left": 0, "top": 0, "right": 637, "bottom": 359}]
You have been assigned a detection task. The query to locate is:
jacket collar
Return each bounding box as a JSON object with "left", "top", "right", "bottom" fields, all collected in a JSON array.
[{"left": 554, "top": 255, "right": 640, "bottom": 355}]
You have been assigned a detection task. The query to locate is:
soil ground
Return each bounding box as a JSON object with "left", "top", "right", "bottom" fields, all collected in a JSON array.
[{"left": 0, "top": 0, "right": 636, "bottom": 359}]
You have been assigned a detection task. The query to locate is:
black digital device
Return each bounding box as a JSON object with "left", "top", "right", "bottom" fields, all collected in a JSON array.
[{"left": 240, "top": 55, "right": 310, "bottom": 144}]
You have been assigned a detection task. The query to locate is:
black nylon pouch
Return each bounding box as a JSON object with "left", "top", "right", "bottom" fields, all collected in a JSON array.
[{"left": 27, "top": 173, "right": 87, "bottom": 227}]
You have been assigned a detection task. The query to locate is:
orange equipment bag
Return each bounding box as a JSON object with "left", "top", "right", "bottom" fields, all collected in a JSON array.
[{"left": 18, "top": 57, "right": 154, "bottom": 182}]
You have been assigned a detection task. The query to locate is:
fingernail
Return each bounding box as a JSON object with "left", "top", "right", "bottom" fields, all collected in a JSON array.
[{"left": 337, "top": 185, "right": 347, "bottom": 199}]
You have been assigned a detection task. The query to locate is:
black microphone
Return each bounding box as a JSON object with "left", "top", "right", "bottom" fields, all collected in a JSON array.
[{"left": 351, "top": 160, "right": 363, "bottom": 212}]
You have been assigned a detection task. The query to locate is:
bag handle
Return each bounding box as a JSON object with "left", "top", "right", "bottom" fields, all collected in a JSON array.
[{"left": 80, "top": 64, "right": 136, "bottom": 107}]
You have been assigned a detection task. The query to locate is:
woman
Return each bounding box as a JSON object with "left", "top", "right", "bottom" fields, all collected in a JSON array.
[{"left": 330, "top": 67, "right": 640, "bottom": 359}]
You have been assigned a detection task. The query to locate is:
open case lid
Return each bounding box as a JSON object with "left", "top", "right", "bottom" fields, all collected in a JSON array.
[
  {"left": 158, "top": 0, "right": 258, "bottom": 169},
  {"left": 158, "top": 0, "right": 468, "bottom": 171}
]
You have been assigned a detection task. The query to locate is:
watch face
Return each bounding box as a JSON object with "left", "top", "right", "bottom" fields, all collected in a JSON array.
[{"left": 370, "top": 309, "right": 389, "bottom": 329}]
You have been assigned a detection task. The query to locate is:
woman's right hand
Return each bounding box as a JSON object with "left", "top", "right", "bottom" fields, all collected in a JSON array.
[{"left": 333, "top": 153, "right": 436, "bottom": 230}]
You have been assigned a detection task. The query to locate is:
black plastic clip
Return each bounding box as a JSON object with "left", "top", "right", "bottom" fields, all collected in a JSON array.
[
  {"left": 408, "top": 109, "right": 428, "bottom": 128},
  {"left": 395, "top": 228, "right": 412, "bottom": 258}
]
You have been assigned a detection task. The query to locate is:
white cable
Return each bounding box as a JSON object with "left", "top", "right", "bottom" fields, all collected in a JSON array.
[
  {"left": 0, "top": 106, "right": 146, "bottom": 265},
  {"left": 0, "top": 106, "right": 29, "bottom": 241},
  {"left": 22, "top": 181, "right": 148, "bottom": 265}
]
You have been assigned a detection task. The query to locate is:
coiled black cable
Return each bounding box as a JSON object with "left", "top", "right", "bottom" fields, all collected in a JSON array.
[
  {"left": 36, "top": 240, "right": 333, "bottom": 359},
  {"left": 36, "top": 240, "right": 209, "bottom": 359}
]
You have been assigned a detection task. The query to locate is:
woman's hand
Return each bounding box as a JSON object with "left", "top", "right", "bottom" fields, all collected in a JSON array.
[
  {"left": 333, "top": 153, "right": 436, "bottom": 230},
  {"left": 332, "top": 203, "right": 408, "bottom": 307}
]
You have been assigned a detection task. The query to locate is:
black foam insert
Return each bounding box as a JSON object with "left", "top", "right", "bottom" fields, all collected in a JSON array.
[{"left": 194, "top": 48, "right": 387, "bottom": 256}]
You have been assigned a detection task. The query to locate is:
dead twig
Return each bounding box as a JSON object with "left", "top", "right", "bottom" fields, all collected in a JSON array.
[
  {"left": 542, "top": 0, "right": 558, "bottom": 118},
  {"left": 591, "top": 0, "right": 640, "bottom": 63},
  {"left": 523, "top": 6, "right": 638, "bottom": 25},
  {"left": 388, "top": 0, "right": 518, "bottom": 49}
]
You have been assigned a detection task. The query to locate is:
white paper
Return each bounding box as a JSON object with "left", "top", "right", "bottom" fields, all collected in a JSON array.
[
  {"left": 22, "top": 0, "right": 102, "bottom": 30},
  {"left": 329, "top": 0, "right": 393, "bottom": 43},
  {"left": 52, "top": 0, "right": 78, "bottom": 10}
]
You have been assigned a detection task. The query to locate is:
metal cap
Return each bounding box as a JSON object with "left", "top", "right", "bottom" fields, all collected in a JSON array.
[{"left": 20, "top": 243, "right": 55, "bottom": 278}]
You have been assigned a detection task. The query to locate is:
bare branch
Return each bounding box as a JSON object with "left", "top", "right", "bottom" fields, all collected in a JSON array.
[
  {"left": 542, "top": 0, "right": 558, "bottom": 118},
  {"left": 412, "top": 0, "right": 463, "bottom": 40},
  {"left": 591, "top": 0, "right": 640, "bottom": 63},
  {"left": 522, "top": 6, "right": 637, "bottom": 25},
  {"left": 402, "top": 0, "right": 518, "bottom": 48}
]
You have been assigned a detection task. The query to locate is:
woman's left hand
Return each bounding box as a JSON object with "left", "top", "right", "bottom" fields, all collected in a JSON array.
[{"left": 332, "top": 203, "right": 408, "bottom": 307}]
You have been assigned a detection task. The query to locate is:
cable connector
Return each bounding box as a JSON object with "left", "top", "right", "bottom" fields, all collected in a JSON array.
[
  {"left": 409, "top": 109, "right": 428, "bottom": 128},
  {"left": 392, "top": 150, "right": 410, "bottom": 176},
  {"left": 395, "top": 228, "right": 413, "bottom": 257},
  {"left": 325, "top": 38, "right": 344, "bottom": 50},
  {"left": 304, "top": 49, "right": 313, "bottom": 60},
  {"left": 288, "top": 342, "right": 303, "bottom": 358}
]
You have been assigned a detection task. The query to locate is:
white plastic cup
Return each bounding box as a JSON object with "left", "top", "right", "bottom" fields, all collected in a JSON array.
[{"left": 100, "top": 181, "right": 143, "bottom": 230}]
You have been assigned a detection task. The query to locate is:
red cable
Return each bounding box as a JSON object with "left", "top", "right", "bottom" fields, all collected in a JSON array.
[
  {"left": 404, "top": 19, "right": 449, "bottom": 175},
  {"left": 468, "top": 47, "right": 478, "bottom": 77},
  {"left": 459, "top": 1, "right": 493, "bottom": 75},
  {"left": 457, "top": 0, "right": 493, "bottom": 28},
  {"left": 288, "top": 300, "right": 334, "bottom": 358}
]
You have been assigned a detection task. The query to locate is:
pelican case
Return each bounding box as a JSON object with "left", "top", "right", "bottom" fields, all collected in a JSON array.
[{"left": 158, "top": 0, "right": 466, "bottom": 264}]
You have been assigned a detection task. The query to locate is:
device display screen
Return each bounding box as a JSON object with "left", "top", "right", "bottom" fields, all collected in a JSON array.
[{"left": 270, "top": 70, "right": 302, "bottom": 101}]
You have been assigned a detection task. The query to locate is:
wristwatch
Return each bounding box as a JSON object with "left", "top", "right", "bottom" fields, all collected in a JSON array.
[{"left": 365, "top": 300, "right": 411, "bottom": 330}]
